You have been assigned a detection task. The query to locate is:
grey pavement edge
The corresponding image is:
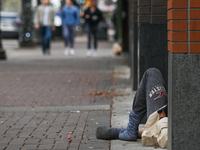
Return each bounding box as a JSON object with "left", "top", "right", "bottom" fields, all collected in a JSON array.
[
  {"left": 111, "top": 66, "right": 165, "bottom": 150},
  {"left": 0, "top": 105, "right": 110, "bottom": 112}
]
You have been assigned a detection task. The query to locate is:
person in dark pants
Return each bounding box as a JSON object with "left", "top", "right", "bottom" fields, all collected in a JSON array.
[
  {"left": 96, "top": 68, "right": 168, "bottom": 148},
  {"left": 35, "top": 0, "right": 55, "bottom": 55},
  {"left": 83, "top": 0, "right": 103, "bottom": 57},
  {"left": 62, "top": 0, "right": 80, "bottom": 56}
]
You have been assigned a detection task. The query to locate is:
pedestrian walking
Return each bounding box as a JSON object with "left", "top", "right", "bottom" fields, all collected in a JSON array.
[
  {"left": 34, "top": 0, "right": 55, "bottom": 55},
  {"left": 62, "top": 0, "right": 80, "bottom": 56},
  {"left": 96, "top": 68, "right": 168, "bottom": 148},
  {"left": 83, "top": 0, "right": 103, "bottom": 57}
]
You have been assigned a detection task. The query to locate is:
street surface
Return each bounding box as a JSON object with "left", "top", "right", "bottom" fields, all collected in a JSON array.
[
  {"left": 0, "top": 37, "right": 122, "bottom": 150},
  {"left": 1, "top": 37, "right": 164, "bottom": 150}
]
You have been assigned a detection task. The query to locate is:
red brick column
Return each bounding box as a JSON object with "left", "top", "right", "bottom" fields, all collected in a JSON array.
[
  {"left": 190, "top": 0, "right": 200, "bottom": 53},
  {"left": 167, "top": 1, "right": 200, "bottom": 149},
  {"left": 168, "top": 0, "right": 200, "bottom": 53}
]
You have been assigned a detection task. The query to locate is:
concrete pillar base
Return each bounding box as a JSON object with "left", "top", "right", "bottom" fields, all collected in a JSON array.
[
  {"left": 168, "top": 52, "right": 200, "bottom": 150},
  {"left": 138, "top": 23, "right": 168, "bottom": 85}
]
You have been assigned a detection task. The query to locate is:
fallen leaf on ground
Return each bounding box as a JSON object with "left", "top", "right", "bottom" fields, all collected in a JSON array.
[{"left": 90, "top": 90, "right": 129, "bottom": 98}]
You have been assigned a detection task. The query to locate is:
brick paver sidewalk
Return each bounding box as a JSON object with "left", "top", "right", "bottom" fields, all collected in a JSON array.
[{"left": 0, "top": 38, "right": 124, "bottom": 150}]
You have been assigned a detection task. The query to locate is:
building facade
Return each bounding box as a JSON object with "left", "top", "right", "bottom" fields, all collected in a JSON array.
[{"left": 116, "top": 0, "right": 200, "bottom": 149}]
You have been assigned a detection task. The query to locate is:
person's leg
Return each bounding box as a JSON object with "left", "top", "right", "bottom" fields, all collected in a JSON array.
[
  {"left": 132, "top": 68, "right": 167, "bottom": 118},
  {"left": 62, "top": 25, "right": 69, "bottom": 47},
  {"left": 93, "top": 26, "right": 98, "bottom": 50},
  {"left": 96, "top": 68, "right": 167, "bottom": 141},
  {"left": 96, "top": 127, "right": 125, "bottom": 140},
  {"left": 118, "top": 109, "right": 141, "bottom": 141},
  {"left": 68, "top": 26, "right": 75, "bottom": 55},
  {"left": 92, "top": 26, "right": 98, "bottom": 56},
  {"left": 69, "top": 26, "right": 75, "bottom": 49},
  {"left": 96, "top": 112, "right": 141, "bottom": 141},
  {"left": 39, "top": 27, "right": 46, "bottom": 55},
  {"left": 69, "top": 26, "right": 75, "bottom": 55},
  {"left": 62, "top": 25, "right": 69, "bottom": 55},
  {"left": 45, "top": 27, "right": 52, "bottom": 55},
  {"left": 86, "top": 26, "right": 92, "bottom": 56},
  {"left": 87, "top": 26, "right": 92, "bottom": 50},
  {"left": 119, "top": 68, "right": 167, "bottom": 140}
]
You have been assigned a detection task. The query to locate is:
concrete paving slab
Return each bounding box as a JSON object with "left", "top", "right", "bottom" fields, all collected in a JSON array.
[
  {"left": 1, "top": 37, "right": 167, "bottom": 150},
  {"left": 0, "top": 37, "right": 114, "bottom": 150}
]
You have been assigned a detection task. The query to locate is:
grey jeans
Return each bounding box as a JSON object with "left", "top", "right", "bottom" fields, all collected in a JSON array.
[{"left": 132, "top": 68, "right": 167, "bottom": 118}]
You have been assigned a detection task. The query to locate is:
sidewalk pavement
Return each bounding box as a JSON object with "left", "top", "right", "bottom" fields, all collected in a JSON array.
[
  {"left": 3, "top": 36, "right": 113, "bottom": 60},
  {"left": 0, "top": 36, "right": 165, "bottom": 150}
]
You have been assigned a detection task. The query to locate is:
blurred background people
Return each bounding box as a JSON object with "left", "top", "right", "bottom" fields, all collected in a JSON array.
[
  {"left": 83, "top": 0, "right": 103, "bottom": 57},
  {"left": 62, "top": 0, "right": 80, "bottom": 56},
  {"left": 34, "top": 0, "right": 55, "bottom": 55}
]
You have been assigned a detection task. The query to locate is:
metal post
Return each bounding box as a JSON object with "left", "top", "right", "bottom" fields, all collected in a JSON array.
[
  {"left": 0, "top": 1, "right": 7, "bottom": 60},
  {"left": 116, "top": 0, "right": 121, "bottom": 41},
  {"left": 19, "top": 0, "right": 34, "bottom": 47}
]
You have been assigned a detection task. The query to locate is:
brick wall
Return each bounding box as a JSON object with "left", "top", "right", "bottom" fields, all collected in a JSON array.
[
  {"left": 168, "top": 0, "right": 200, "bottom": 53},
  {"left": 138, "top": 0, "right": 167, "bottom": 23},
  {"left": 128, "top": 0, "right": 135, "bottom": 25}
]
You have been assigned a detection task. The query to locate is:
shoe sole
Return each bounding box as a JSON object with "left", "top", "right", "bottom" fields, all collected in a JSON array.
[{"left": 96, "top": 126, "right": 115, "bottom": 140}]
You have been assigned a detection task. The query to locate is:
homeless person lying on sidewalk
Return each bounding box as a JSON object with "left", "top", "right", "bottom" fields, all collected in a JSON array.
[{"left": 96, "top": 68, "right": 168, "bottom": 148}]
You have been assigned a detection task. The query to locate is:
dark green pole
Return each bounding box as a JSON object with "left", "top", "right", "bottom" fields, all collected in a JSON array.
[
  {"left": 19, "top": 0, "right": 34, "bottom": 47},
  {"left": 0, "top": 1, "right": 7, "bottom": 60},
  {"left": 116, "top": 0, "right": 121, "bottom": 41}
]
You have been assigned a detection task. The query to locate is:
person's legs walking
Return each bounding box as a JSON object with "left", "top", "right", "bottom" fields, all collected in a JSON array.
[
  {"left": 45, "top": 39, "right": 50, "bottom": 54},
  {"left": 40, "top": 27, "right": 46, "bottom": 55},
  {"left": 62, "top": 25, "right": 69, "bottom": 55},
  {"left": 69, "top": 26, "right": 74, "bottom": 49},
  {"left": 93, "top": 26, "right": 98, "bottom": 57},
  {"left": 45, "top": 27, "right": 52, "bottom": 55},
  {"left": 69, "top": 26, "right": 75, "bottom": 55},
  {"left": 87, "top": 26, "right": 92, "bottom": 56}
]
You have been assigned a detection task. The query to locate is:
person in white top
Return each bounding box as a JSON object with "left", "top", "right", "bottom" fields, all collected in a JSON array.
[{"left": 35, "top": 0, "right": 55, "bottom": 55}]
